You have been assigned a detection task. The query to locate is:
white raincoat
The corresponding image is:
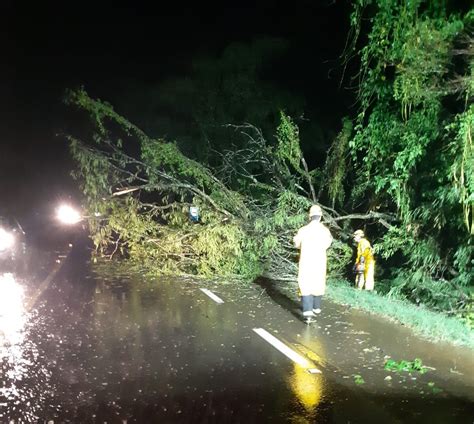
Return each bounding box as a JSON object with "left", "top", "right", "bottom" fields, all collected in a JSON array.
[{"left": 293, "top": 221, "right": 333, "bottom": 296}]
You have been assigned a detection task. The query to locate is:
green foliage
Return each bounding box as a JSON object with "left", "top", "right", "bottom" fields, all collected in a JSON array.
[
  {"left": 275, "top": 112, "right": 304, "bottom": 174},
  {"left": 327, "top": 239, "right": 353, "bottom": 278},
  {"left": 274, "top": 112, "right": 318, "bottom": 202},
  {"left": 346, "top": 0, "right": 474, "bottom": 315},
  {"left": 319, "top": 118, "right": 352, "bottom": 207},
  {"left": 393, "top": 18, "right": 463, "bottom": 118},
  {"left": 67, "top": 91, "right": 349, "bottom": 284},
  {"left": 446, "top": 105, "right": 474, "bottom": 235},
  {"left": 326, "top": 278, "right": 474, "bottom": 347},
  {"left": 384, "top": 358, "right": 429, "bottom": 374},
  {"left": 66, "top": 1, "right": 472, "bottom": 324},
  {"left": 427, "top": 381, "right": 443, "bottom": 394}
]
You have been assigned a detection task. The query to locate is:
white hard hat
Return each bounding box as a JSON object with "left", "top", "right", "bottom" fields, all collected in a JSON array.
[
  {"left": 309, "top": 204, "right": 322, "bottom": 217},
  {"left": 353, "top": 229, "right": 364, "bottom": 237}
]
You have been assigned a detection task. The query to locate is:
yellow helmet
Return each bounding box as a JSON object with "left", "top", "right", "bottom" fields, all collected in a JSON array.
[
  {"left": 309, "top": 205, "right": 322, "bottom": 217},
  {"left": 353, "top": 229, "right": 364, "bottom": 237}
]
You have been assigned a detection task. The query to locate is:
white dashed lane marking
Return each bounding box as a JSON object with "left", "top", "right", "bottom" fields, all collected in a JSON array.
[
  {"left": 253, "top": 328, "right": 321, "bottom": 374},
  {"left": 200, "top": 288, "right": 225, "bottom": 304}
]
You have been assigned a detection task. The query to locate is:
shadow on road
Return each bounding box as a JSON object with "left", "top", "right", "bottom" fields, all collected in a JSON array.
[{"left": 254, "top": 276, "right": 303, "bottom": 321}]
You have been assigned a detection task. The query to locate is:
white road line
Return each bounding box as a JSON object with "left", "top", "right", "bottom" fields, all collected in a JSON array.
[
  {"left": 253, "top": 328, "right": 321, "bottom": 373},
  {"left": 200, "top": 288, "right": 224, "bottom": 304}
]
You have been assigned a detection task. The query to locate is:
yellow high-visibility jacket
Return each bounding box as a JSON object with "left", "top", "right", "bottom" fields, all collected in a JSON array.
[
  {"left": 293, "top": 221, "right": 333, "bottom": 296},
  {"left": 355, "top": 237, "right": 375, "bottom": 290},
  {"left": 356, "top": 238, "right": 374, "bottom": 267}
]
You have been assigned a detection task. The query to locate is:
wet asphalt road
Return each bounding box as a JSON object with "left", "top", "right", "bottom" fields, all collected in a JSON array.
[{"left": 0, "top": 242, "right": 473, "bottom": 423}]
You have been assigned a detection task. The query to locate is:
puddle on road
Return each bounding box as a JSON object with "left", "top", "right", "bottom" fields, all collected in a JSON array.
[
  {"left": 1, "top": 266, "right": 336, "bottom": 422},
  {"left": 0, "top": 263, "right": 472, "bottom": 422},
  {"left": 253, "top": 277, "right": 474, "bottom": 422}
]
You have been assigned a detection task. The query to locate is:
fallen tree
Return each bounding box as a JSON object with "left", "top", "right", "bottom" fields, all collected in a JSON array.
[
  {"left": 66, "top": 89, "right": 390, "bottom": 282},
  {"left": 65, "top": 0, "right": 473, "bottom": 325}
]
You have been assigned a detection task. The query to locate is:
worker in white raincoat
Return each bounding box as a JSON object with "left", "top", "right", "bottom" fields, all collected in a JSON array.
[{"left": 293, "top": 205, "right": 333, "bottom": 317}]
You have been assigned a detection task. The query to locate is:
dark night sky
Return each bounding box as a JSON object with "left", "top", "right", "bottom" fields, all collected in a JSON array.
[{"left": 1, "top": 1, "right": 352, "bottom": 221}]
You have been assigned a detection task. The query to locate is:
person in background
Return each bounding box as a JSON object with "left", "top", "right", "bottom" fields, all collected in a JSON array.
[
  {"left": 353, "top": 229, "right": 375, "bottom": 291},
  {"left": 293, "top": 205, "right": 333, "bottom": 319}
]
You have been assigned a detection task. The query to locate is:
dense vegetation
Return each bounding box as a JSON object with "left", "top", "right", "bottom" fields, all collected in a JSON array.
[
  {"left": 343, "top": 0, "right": 473, "bottom": 323},
  {"left": 67, "top": 1, "right": 473, "bottom": 325}
]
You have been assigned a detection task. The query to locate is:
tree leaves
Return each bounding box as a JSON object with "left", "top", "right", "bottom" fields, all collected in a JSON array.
[
  {"left": 347, "top": 0, "right": 473, "bottom": 316},
  {"left": 66, "top": 91, "right": 350, "bottom": 283}
]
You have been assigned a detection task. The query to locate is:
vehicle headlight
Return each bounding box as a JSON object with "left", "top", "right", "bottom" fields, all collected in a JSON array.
[
  {"left": 56, "top": 204, "right": 82, "bottom": 225},
  {"left": 0, "top": 228, "right": 15, "bottom": 251}
]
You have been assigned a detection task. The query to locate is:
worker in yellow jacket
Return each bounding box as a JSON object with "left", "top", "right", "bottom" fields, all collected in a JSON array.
[
  {"left": 353, "top": 229, "right": 375, "bottom": 290},
  {"left": 293, "top": 205, "right": 333, "bottom": 318}
]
